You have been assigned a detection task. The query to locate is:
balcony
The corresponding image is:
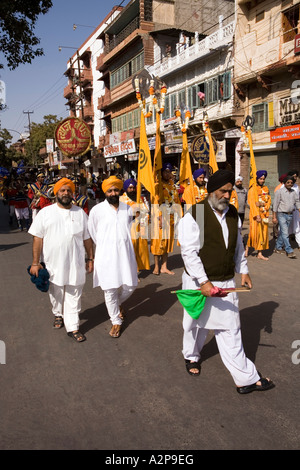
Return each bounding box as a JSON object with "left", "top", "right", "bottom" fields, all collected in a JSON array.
[
  {"left": 151, "top": 22, "right": 235, "bottom": 78},
  {"left": 98, "top": 90, "right": 111, "bottom": 110},
  {"left": 83, "top": 104, "right": 94, "bottom": 118},
  {"left": 64, "top": 83, "right": 73, "bottom": 99},
  {"left": 81, "top": 69, "right": 92, "bottom": 85},
  {"left": 106, "top": 17, "right": 140, "bottom": 54},
  {"left": 235, "top": 29, "right": 300, "bottom": 84}
]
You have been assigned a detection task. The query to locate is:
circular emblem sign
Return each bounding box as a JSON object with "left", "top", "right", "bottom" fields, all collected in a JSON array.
[
  {"left": 55, "top": 117, "right": 91, "bottom": 158},
  {"left": 191, "top": 133, "right": 218, "bottom": 163}
]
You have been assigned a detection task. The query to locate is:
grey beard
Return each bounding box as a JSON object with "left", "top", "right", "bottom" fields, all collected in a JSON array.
[
  {"left": 57, "top": 195, "right": 72, "bottom": 207},
  {"left": 210, "top": 192, "right": 230, "bottom": 212}
]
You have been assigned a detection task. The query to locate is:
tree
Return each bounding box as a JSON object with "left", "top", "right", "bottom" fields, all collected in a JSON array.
[
  {"left": 25, "top": 114, "right": 62, "bottom": 165},
  {"left": 0, "top": 0, "right": 53, "bottom": 71}
]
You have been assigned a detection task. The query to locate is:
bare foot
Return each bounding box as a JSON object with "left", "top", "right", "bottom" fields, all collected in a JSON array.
[
  {"left": 152, "top": 269, "right": 160, "bottom": 275},
  {"left": 257, "top": 253, "right": 269, "bottom": 261},
  {"left": 160, "top": 268, "right": 175, "bottom": 275}
]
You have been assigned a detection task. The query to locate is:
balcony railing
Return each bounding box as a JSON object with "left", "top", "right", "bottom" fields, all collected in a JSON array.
[
  {"left": 152, "top": 21, "right": 235, "bottom": 77},
  {"left": 106, "top": 17, "right": 140, "bottom": 53}
]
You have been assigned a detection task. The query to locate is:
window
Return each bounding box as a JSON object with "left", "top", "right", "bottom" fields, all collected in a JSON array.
[
  {"left": 256, "top": 11, "right": 265, "bottom": 23},
  {"left": 282, "top": 5, "right": 300, "bottom": 43},
  {"left": 162, "top": 95, "right": 170, "bottom": 119},
  {"left": 110, "top": 52, "right": 144, "bottom": 89},
  {"left": 112, "top": 109, "right": 140, "bottom": 133},
  {"left": 252, "top": 102, "right": 273, "bottom": 132}
]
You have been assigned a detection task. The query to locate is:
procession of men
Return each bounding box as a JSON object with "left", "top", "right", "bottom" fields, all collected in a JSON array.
[{"left": 1, "top": 162, "right": 300, "bottom": 395}]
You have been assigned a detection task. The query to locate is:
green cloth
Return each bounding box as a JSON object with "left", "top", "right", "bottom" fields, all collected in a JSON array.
[{"left": 175, "top": 290, "right": 207, "bottom": 319}]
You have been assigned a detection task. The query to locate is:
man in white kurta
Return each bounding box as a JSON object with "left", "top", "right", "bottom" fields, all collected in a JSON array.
[
  {"left": 88, "top": 176, "right": 138, "bottom": 338},
  {"left": 178, "top": 169, "right": 274, "bottom": 394},
  {"left": 29, "top": 178, "right": 93, "bottom": 342}
]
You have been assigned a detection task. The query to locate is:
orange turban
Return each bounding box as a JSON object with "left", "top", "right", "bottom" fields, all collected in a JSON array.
[
  {"left": 102, "top": 176, "right": 123, "bottom": 194},
  {"left": 53, "top": 178, "right": 75, "bottom": 195}
]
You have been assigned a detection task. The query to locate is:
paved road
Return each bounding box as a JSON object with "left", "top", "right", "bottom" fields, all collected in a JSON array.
[{"left": 0, "top": 200, "right": 299, "bottom": 451}]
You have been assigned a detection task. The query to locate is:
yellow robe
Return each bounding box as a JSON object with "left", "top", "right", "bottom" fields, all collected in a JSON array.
[
  {"left": 247, "top": 184, "right": 271, "bottom": 250},
  {"left": 119, "top": 193, "right": 150, "bottom": 270},
  {"left": 182, "top": 183, "right": 208, "bottom": 206},
  {"left": 151, "top": 180, "right": 181, "bottom": 256}
]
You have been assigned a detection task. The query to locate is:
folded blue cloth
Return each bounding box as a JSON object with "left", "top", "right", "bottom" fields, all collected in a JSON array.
[{"left": 27, "top": 262, "right": 50, "bottom": 292}]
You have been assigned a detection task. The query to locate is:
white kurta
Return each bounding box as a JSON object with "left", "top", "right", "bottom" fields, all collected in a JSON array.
[
  {"left": 28, "top": 203, "right": 90, "bottom": 287},
  {"left": 88, "top": 200, "right": 138, "bottom": 290},
  {"left": 177, "top": 207, "right": 249, "bottom": 331}
]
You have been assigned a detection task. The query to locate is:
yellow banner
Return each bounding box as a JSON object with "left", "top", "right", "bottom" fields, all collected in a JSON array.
[{"left": 137, "top": 112, "right": 156, "bottom": 202}]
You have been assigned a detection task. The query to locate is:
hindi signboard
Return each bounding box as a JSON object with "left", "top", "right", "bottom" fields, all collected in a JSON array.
[{"left": 55, "top": 117, "right": 91, "bottom": 157}]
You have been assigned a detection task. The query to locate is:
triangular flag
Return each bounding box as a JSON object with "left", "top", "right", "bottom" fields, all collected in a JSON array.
[
  {"left": 174, "top": 289, "right": 206, "bottom": 319},
  {"left": 205, "top": 123, "right": 218, "bottom": 174},
  {"left": 137, "top": 112, "right": 156, "bottom": 202},
  {"left": 179, "top": 131, "right": 195, "bottom": 199}
]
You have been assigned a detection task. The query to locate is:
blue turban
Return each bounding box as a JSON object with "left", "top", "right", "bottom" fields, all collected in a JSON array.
[
  {"left": 162, "top": 163, "right": 173, "bottom": 171},
  {"left": 123, "top": 178, "right": 137, "bottom": 191},
  {"left": 256, "top": 170, "right": 267, "bottom": 179},
  {"left": 193, "top": 168, "right": 206, "bottom": 180}
]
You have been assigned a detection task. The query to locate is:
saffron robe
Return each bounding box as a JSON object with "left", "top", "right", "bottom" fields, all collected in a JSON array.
[
  {"left": 247, "top": 184, "right": 271, "bottom": 251},
  {"left": 119, "top": 193, "right": 150, "bottom": 270}
]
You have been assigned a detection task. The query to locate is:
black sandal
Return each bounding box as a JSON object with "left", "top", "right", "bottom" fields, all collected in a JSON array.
[
  {"left": 185, "top": 359, "right": 201, "bottom": 376},
  {"left": 237, "top": 378, "right": 275, "bottom": 394},
  {"left": 53, "top": 316, "right": 64, "bottom": 329},
  {"left": 67, "top": 331, "right": 86, "bottom": 342}
]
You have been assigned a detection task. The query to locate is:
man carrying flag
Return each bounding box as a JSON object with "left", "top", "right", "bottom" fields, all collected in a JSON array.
[
  {"left": 182, "top": 168, "right": 207, "bottom": 207},
  {"left": 120, "top": 178, "right": 150, "bottom": 271},
  {"left": 151, "top": 162, "right": 181, "bottom": 275},
  {"left": 177, "top": 169, "right": 274, "bottom": 394}
]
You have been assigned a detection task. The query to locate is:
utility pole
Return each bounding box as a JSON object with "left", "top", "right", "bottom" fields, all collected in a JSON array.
[{"left": 23, "top": 110, "right": 34, "bottom": 166}]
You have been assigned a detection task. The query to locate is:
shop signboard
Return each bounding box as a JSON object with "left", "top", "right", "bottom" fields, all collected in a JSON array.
[
  {"left": 55, "top": 117, "right": 91, "bottom": 157},
  {"left": 270, "top": 124, "right": 300, "bottom": 142},
  {"left": 104, "top": 139, "right": 136, "bottom": 158}
]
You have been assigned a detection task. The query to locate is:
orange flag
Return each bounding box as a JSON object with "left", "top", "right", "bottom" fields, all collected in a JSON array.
[
  {"left": 179, "top": 131, "right": 194, "bottom": 185},
  {"left": 205, "top": 122, "right": 218, "bottom": 174},
  {"left": 136, "top": 112, "right": 156, "bottom": 202}
]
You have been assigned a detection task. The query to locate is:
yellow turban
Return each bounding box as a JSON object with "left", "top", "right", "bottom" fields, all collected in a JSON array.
[
  {"left": 53, "top": 178, "right": 75, "bottom": 195},
  {"left": 102, "top": 176, "right": 123, "bottom": 194}
]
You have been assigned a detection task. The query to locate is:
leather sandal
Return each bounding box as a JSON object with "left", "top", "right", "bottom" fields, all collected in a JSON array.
[
  {"left": 67, "top": 331, "right": 86, "bottom": 342},
  {"left": 53, "top": 316, "right": 64, "bottom": 329},
  {"left": 185, "top": 359, "right": 201, "bottom": 376},
  {"left": 109, "top": 324, "right": 122, "bottom": 338},
  {"left": 237, "top": 378, "right": 274, "bottom": 394}
]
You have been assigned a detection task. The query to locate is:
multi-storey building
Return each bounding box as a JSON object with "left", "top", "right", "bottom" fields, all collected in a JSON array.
[
  {"left": 95, "top": 0, "right": 237, "bottom": 178},
  {"left": 235, "top": 0, "right": 300, "bottom": 192},
  {"left": 63, "top": 6, "right": 122, "bottom": 174},
  {"left": 63, "top": 0, "right": 243, "bottom": 178},
  {"left": 147, "top": 7, "right": 237, "bottom": 174}
]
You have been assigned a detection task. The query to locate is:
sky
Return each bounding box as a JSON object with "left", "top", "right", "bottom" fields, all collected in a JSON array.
[{"left": 0, "top": 0, "right": 129, "bottom": 143}]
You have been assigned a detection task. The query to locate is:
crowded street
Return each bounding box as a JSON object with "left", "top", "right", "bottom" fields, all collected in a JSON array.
[{"left": 0, "top": 197, "right": 299, "bottom": 451}]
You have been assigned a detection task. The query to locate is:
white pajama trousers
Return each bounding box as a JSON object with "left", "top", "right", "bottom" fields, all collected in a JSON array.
[
  {"left": 49, "top": 283, "right": 83, "bottom": 333},
  {"left": 104, "top": 285, "right": 136, "bottom": 325},
  {"left": 183, "top": 327, "right": 260, "bottom": 387}
]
